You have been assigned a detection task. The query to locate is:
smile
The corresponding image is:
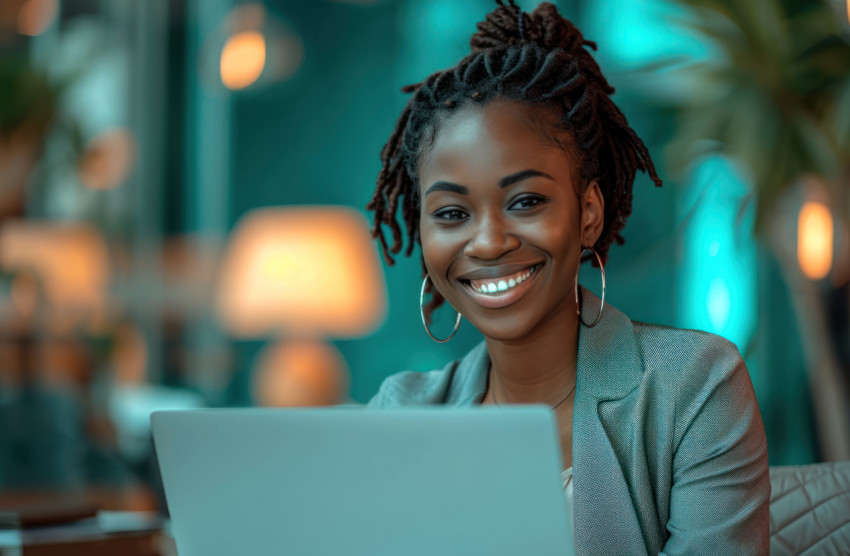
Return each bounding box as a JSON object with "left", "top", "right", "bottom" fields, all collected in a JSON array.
[
  {"left": 461, "top": 264, "right": 542, "bottom": 310},
  {"left": 469, "top": 265, "right": 540, "bottom": 294}
]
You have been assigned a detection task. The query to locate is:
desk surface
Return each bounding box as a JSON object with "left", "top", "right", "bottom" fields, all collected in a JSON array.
[
  {"left": 0, "top": 511, "right": 173, "bottom": 556},
  {"left": 0, "top": 486, "right": 158, "bottom": 514}
]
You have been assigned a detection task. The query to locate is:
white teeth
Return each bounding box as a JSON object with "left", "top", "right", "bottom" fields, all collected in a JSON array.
[{"left": 472, "top": 265, "right": 538, "bottom": 295}]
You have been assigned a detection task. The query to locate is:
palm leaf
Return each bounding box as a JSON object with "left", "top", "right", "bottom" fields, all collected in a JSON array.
[{"left": 659, "top": 0, "right": 850, "bottom": 230}]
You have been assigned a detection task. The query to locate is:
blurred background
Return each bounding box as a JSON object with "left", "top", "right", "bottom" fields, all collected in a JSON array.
[{"left": 0, "top": 0, "right": 848, "bottom": 519}]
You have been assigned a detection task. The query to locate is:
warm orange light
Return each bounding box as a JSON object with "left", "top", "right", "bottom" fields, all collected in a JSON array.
[
  {"left": 216, "top": 206, "right": 387, "bottom": 338},
  {"left": 220, "top": 31, "right": 266, "bottom": 90},
  {"left": 78, "top": 129, "right": 137, "bottom": 190},
  {"left": 253, "top": 340, "right": 348, "bottom": 407},
  {"left": 0, "top": 222, "right": 110, "bottom": 318},
  {"left": 16, "top": 0, "right": 57, "bottom": 36},
  {"left": 798, "top": 202, "right": 833, "bottom": 279}
]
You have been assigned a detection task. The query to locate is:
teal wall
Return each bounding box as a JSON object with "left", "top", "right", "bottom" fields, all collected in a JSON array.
[
  {"left": 227, "top": 0, "right": 680, "bottom": 403},
  {"left": 223, "top": 0, "right": 816, "bottom": 464}
]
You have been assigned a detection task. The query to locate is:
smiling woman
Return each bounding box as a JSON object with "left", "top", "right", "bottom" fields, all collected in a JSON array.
[
  {"left": 365, "top": 2, "right": 769, "bottom": 555},
  {"left": 417, "top": 100, "right": 599, "bottom": 342}
]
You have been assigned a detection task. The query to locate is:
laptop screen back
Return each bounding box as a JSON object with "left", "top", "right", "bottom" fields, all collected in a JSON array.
[{"left": 152, "top": 407, "right": 574, "bottom": 556}]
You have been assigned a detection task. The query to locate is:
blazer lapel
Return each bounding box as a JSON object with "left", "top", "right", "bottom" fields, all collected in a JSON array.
[{"left": 572, "top": 287, "right": 648, "bottom": 555}]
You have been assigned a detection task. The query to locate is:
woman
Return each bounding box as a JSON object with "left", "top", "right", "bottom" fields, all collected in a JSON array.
[{"left": 366, "top": 2, "right": 769, "bottom": 554}]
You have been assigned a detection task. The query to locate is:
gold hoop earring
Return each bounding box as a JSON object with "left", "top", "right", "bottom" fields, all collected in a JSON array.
[
  {"left": 575, "top": 247, "right": 605, "bottom": 328},
  {"left": 420, "top": 275, "right": 462, "bottom": 343}
]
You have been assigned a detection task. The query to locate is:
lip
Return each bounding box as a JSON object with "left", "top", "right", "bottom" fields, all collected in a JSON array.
[
  {"left": 456, "top": 262, "right": 544, "bottom": 282},
  {"left": 459, "top": 263, "right": 543, "bottom": 310}
]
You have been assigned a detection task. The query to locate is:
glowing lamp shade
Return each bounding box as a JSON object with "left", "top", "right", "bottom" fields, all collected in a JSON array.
[
  {"left": 0, "top": 221, "right": 109, "bottom": 317},
  {"left": 216, "top": 206, "right": 387, "bottom": 338},
  {"left": 797, "top": 201, "right": 833, "bottom": 280},
  {"left": 220, "top": 30, "right": 266, "bottom": 90}
]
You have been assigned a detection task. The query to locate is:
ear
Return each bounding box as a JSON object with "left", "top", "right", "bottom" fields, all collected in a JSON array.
[{"left": 580, "top": 181, "right": 604, "bottom": 248}]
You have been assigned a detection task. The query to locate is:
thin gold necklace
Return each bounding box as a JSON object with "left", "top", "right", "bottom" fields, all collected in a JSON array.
[{"left": 491, "top": 381, "right": 577, "bottom": 410}]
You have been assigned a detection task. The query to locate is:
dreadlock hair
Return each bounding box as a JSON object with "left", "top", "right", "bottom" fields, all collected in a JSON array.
[{"left": 367, "top": 0, "right": 662, "bottom": 318}]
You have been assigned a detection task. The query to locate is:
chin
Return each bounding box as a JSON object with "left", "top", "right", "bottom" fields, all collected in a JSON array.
[{"left": 466, "top": 312, "right": 541, "bottom": 343}]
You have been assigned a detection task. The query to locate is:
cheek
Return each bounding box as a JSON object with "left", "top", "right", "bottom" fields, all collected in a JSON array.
[
  {"left": 521, "top": 215, "right": 579, "bottom": 256},
  {"left": 419, "top": 222, "right": 448, "bottom": 275},
  {"left": 419, "top": 224, "right": 463, "bottom": 295}
]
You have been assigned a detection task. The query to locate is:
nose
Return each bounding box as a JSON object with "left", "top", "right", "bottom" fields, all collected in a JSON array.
[{"left": 463, "top": 213, "right": 521, "bottom": 260}]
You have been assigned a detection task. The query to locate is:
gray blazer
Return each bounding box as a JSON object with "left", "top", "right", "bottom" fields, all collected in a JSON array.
[{"left": 368, "top": 288, "right": 770, "bottom": 555}]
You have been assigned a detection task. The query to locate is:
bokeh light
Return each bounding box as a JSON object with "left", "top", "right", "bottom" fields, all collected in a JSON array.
[
  {"left": 220, "top": 31, "right": 266, "bottom": 90},
  {"left": 206, "top": 3, "right": 303, "bottom": 91},
  {"left": 798, "top": 202, "right": 833, "bottom": 280},
  {"left": 0, "top": 222, "right": 110, "bottom": 319},
  {"left": 678, "top": 156, "right": 756, "bottom": 351},
  {"left": 707, "top": 278, "right": 732, "bottom": 332}
]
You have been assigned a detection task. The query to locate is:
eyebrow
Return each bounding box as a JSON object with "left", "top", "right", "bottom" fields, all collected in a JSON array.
[
  {"left": 499, "top": 169, "right": 555, "bottom": 188},
  {"left": 423, "top": 169, "right": 555, "bottom": 198},
  {"left": 424, "top": 181, "right": 468, "bottom": 197}
]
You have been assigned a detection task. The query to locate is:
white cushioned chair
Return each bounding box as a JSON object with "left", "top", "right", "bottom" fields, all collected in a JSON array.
[{"left": 769, "top": 461, "right": 850, "bottom": 555}]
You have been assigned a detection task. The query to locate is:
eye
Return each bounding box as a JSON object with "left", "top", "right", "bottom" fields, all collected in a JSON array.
[
  {"left": 432, "top": 208, "right": 469, "bottom": 221},
  {"left": 509, "top": 195, "right": 546, "bottom": 211}
]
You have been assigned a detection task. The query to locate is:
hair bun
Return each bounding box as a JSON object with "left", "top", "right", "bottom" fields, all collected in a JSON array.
[{"left": 470, "top": 1, "right": 597, "bottom": 54}]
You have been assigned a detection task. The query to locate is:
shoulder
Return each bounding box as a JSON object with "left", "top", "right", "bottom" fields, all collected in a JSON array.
[
  {"left": 631, "top": 321, "right": 745, "bottom": 385},
  {"left": 626, "top": 327, "right": 769, "bottom": 553},
  {"left": 367, "top": 342, "right": 490, "bottom": 408},
  {"left": 631, "top": 321, "right": 759, "bottom": 441}
]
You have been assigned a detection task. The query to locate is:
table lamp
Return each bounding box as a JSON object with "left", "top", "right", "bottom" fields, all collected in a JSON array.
[{"left": 215, "top": 206, "right": 387, "bottom": 406}]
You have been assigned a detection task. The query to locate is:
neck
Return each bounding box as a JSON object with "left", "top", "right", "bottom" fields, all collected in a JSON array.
[{"left": 485, "top": 309, "right": 579, "bottom": 405}]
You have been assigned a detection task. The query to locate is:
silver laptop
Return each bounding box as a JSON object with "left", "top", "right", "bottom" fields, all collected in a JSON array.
[{"left": 152, "top": 406, "right": 574, "bottom": 556}]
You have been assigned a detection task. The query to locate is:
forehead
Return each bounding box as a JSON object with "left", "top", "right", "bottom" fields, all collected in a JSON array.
[{"left": 418, "top": 101, "right": 577, "bottom": 186}]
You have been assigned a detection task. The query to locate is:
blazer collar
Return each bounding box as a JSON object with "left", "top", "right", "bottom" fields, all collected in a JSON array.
[
  {"left": 573, "top": 287, "right": 648, "bottom": 554},
  {"left": 576, "top": 286, "right": 643, "bottom": 401}
]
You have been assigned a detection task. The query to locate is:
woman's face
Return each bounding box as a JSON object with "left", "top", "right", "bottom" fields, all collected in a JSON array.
[{"left": 417, "top": 100, "right": 603, "bottom": 342}]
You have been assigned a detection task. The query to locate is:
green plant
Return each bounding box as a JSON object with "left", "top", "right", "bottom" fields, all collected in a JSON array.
[
  {"left": 0, "top": 54, "right": 84, "bottom": 219},
  {"left": 665, "top": 0, "right": 850, "bottom": 229},
  {"left": 0, "top": 56, "right": 58, "bottom": 140}
]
